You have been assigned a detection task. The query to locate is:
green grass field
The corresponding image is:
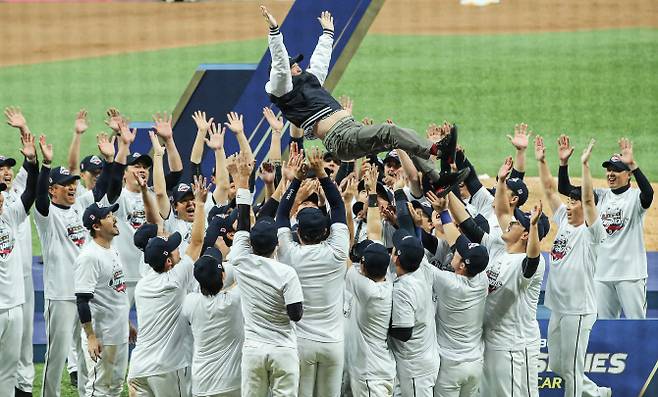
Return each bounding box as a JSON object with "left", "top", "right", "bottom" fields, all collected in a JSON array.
[
  {"left": 33, "top": 364, "right": 129, "bottom": 396},
  {"left": 1, "top": 28, "right": 656, "bottom": 253}
]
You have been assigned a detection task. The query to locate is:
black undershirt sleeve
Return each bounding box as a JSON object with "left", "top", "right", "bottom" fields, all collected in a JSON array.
[
  {"left": 421, "top": 228, "right": 439, "bottom": 254},
  {"left": 35, "top": 165, "right": 51, "bottom": 216},
  {"left": 257, "top": 197, "right": 280, "bottom": 219},
  {"left": 75, "top": 293, "right": 93, "bottom": 324},
  {"left": 286, "top": 302, "right": 303, "bottom": 322},
  {"left": 462, "top": 156, "right": 483, "bottom": 196},
  {"left": 558, "top": 165, "right": 576, "bottom": 196},
  {"left": 632, "top": 168, "right": 654, "bottom": 209},
  {"left": 236, "top": 204, "right": 251, "bottom": 232},
  {"left": 459, "top": 218, "right": 485, "bottom": 244},
  {"left": 523, "top": 256, "right": 541, "bottom": 279},
  {"left": 19, "top": 159, "right": 39, "bottom": 213}
]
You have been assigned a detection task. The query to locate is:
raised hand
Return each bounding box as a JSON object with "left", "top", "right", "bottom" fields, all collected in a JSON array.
[
  {"left": 74, "top": 109, "right": 89, "bottom": 135},
  {"left": 263, "top": 107, "right": 284, "bottom": 132},
  {"left": 234, "top": 151, "right": 254, "bottom": 188},
  {"left": 20, "top": 133, "right": 37, "bottom": 162},
  {"left": 425, "top": 190, "right": 447, "bottom": 212},
  {"left": 288, "top": 146, "right": 306, "bottom": 180},
  {"left": 318, "top": 10, "right": 334, "bottom": 31},
  {"left": 105, "top": 108, "right": 123, "bottom": 132},
  {"left": 507, "top": 123, "right": 531, "bottom": 151},
  {"left": 38, "top": 135, "right": 53, "bottom": 164},
  {"left": 364, "top": 167, "right": 379, "bottom": 193},
  {"left": 581, "top": 138, "right": 596, "bottom": 165},
  {"left": 226, "top": 154, "right": 238, "bottom": 177},
  {"left": 259, "top": 162, "right": 276, "bottom": 184},
  {"left": 534, "top": 135, "right": 546, "bottom": 162},
  {"left": 260, "top": 5, "right": 278, "bottom": 28},
  {"left": 497, "top": 156, "right": 513, "bottom": 180},
  {"left": 340, "top": 173, "right": 358, "bottom": 200},
  {"left": 380, "top": 205, "right": 397, "bottom": 226},
  {"left": 133, "top": 170, "right": 147, "bottom": 190},
  {"left": 557, "top": 134, "right": 574, "bottom": 166},
  {"left": 192, "top": 110, "right": 213, "bottom": 133},
  {"left": 4, "top": 106, "right": 27, "bottom": 130},
  {"left": 204, "top": 123, "right": 225, "bottom": 151},
  {"left": 148, "top": 131, "right": 166, "bottom": 157},
  {"left": 339, "top": 96, "right": 353, "bottom": 115},
  {"left": 307, "top": 147, "right": 325, "bottom": 173},
  {"left": 407, "top": 202, "right": 423, "bottom": 227},
  {"left": 117, "top": 118, "right": 137, "bottom": 146},
  {"left": 530, "top": 200, "right": 543, "bottom": 225},
  {"left": 224, "top": 112, "right": 245, "bottom": 135},
  {"left": 192, "top": 175, "right": 209, "bottom": 203},
  {"left": 297, "top": 179, "right": 319, "bottom": 202},
  {"left": 618, "top": 137, "right": 635, "bottom": 169},
  {"left": 152, "top": 112, "right": 174, "bottom": 140},
  {"left": 97, "top": 133, "right": 117, "bottom": 160}
]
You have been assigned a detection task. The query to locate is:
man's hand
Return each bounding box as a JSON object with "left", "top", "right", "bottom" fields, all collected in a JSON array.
[
  {"left": 234, "top": 152, "right": 253, "bottom": 189},
  {"left": 530, "top": 200, "right": 543, "bottom": 225},
  {"left": 192, "top": 174, "right": 209, "bottom": 203},
  {"left": 392, "top": 172, "right": 407, "bottom": 190},
  {"left": 4, "top": 106, "right": 27, "bottom": 131},
  {"left": 340, "top": 173, "right": 358, "bottom": 200},
  {"left": 297, "top": 179, "right": 319, "bottom": 203},
  {"left": 307, "top": 147, "right": 327, "bottom": 178},
  {"left": 205, "top": 123, "right": 225, "bottom": 151},
  {"left": 426, "top": 122, "right": 450, "bottom": 144},
  {"left": 260, "top": 5, "right": 278, "bottom": 28},
  {"left": 263, "top": 107, "right": 284, "bottom": 133},
  {"left": 74, "top": 109, "right": 89, "bottom": 135},
  {"left": 364, "top": 167, "right": 379, "bottom": 194},
  {"left": 129, "top": 323, "right": 138, "bottom": 345},
  {"left": 361, "top": 117, "right": 374, "bottom": 126},
  {"left": 407, "top": 202, "right": 423, "bottom": 227},
  {"left": 259, "top": 162, "right": 276, "bottom": 184},
  {"left": 288, "top": 144, "right": 307, "bottom": 181},
  {"left": 425, "top": 190, "right": 447, "bottom": 212},
  {"left": 507, "top": 123, "right": 531, "bottom": 151},
  {"left": 557, "top": 134, "right": 574, "bottom": 166},
  {"left": 618, "top": 137, "right": 636, "bottom": 170},
  {"left": 117, "top": 118, "right": 137, "bottom": 146},
  {"left": 97, "top": 133, "right": 116, "bottom": 161},
  {"left": 226, "top": 154, "right": 238, "bottom": 178},
  {"left": 148, "top": 131, "right": 166, "bottom": 157},
  {"left": 318, "top": 10, "right": 334, "bottom": 31},
  {"left": 581, "top": 138, "right": 596, "bottom": 165},
  {"left": 192, "top": 110, "right": 214, "bottom": 133},
  {"left": 87, "top": 334, "right": 102, "bottom": 362},
  {"left": 38, "top": 135, "right": 53, "bottom": 165},
  {"left": 105, "top": 108, "right": 122, "bottom": 133},
  {"left": 20, "top": 133, "right": 37, "bottom": 163},
  {"left": 153, "top": 112, "right": 174, "bottom": 141},
  {"left": 224, "top": 112, "right": 245, "bottom": 135},
  {"left": 133, "top": 170, "right": 147, "bottom": 191},
  {"left": 339, "top": 96, "right": 353, "bottom": 115},
  {"left": 534, "top": 135, "right": 546, "bottom": 162},
  {"left": 380, "top": 205, "right": 397, "bottom": 226},
  {"left": 497, "top": 156, "right": 513, "bottom": 181}
]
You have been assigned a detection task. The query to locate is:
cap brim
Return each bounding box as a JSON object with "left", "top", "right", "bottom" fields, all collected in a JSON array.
[
  {"left": 166, "top": 232, "right": 183, "bottom": 252},
  {"left": 454, "top": 235, "right": 471, "bottom": 258},
  {"left": 51, "top": 175, "right": 81, "bottom": 186},
  {"left": 392, "top": 228, "right": 413, "bottom": 249},
  {"left": 601, "top": 161, "right": 629, "bottom": 171},
  {"left": 129, "top": 154, "right": 153, "bottom": 168},
  {"left": 99, "top": 203, "right": 120, "bottom": 218},
  {"left": 203, "top": 246, "right": 223, "bottom": 262},
  {"left": 0, "top": 158, "right": 17, "bottom": 167},
  {"left": 290, "top": 53, "right": 304, "bottom": 65}
]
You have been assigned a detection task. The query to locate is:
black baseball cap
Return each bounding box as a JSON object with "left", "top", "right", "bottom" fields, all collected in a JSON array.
[
  {"left": 250, "top": 216, "right": 278, "bottom": 254},
  {"left": 80, "top": 155, "right": 105, "bottom": 173},
  {"left": 144, "top": 232, "right": 182, "bottom": 270},
  {"left": 194, "top": 247, "right": 224, "bottom": 292},
  {"left": 297, "top": 207, "right": 328, "bottom": 238},
  {"left": 362, "top": 242, "right": 390, "bottom": 274},
  {"left": 207, "top": 204, "right": 232, "bottom": 223},
  {"left": 454, "top": 235, "right": 489, "bottom": 276},
  {"left": 383, "top": 150, "right": 401, "bottom": 167},
  {"left": 568, "top": 186, "right": 599, "bottom": 205},
  {"left": 82, "top": 202, "right": 119, "bottom": 230},
  {"left": 392, "top": 229, "right": 425, "bottom": 270},
  {"left": 506, "top": 178, "right": 529, "bottom": 207},
  {"left": 513, "top": 207, "right": 550, "bottom": 241},
  {"left": 602, "top": 154, "right": 630, "bottom": 172},
  {"left": 0, "top": 155, "right": 16, "bottom": 168},
  {"left": 357, "top": 180, "right": 393, "bottom": 204},
  {"left": 127, "top": 152, "right": 153, "bottom": 168},
  {"left": 134, "top": 223, "right": 159, "bottom": 251},
  {"left": 205, "top": 210, "right": 238, "bottom": 241},
  {"left": 171, "top": 183, "right": 194, "bottom": 204},
  {"left": 350, "top": 239, "right": 374, "bottom": 263},
  {"left": 49, "top": 166, "right": 81, "bottom": 186},
  {"left": 411, "top": 200, "right": 432, "bottom": 219},
  {"left": 352, "top": 201, "right": 365, "bottom": 216},
  {"left": 322, "top": 152, "right": 339, "bottom": 163},
  {"left": 289, "top": 54, "right": 304, "bottom": 66}
]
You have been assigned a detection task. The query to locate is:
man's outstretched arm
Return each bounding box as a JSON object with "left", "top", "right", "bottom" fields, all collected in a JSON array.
[
  {"left": 261, "top": 6, "right": 293, "bottom": 97},
  {"left": 306, "top": 11, "right": 334, "bottom": 85}
]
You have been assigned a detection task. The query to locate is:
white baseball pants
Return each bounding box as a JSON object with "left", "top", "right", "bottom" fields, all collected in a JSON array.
[
  {"left": 193, "top": 391, "right": 241, "bottom": 397},
  {"left": 241, "top": 344, "right": 299, "bottom": 397},
  {"left": 481, "top": 348, "right": 535, "bottom": 397},
  {"left": 397, "top": 371, "right": 439, "bottom": 397},
  {"left": 130, "top": 367, "right": 192, "bottom": 397},
  {"left": 297, "top": 338, "right": 344, "bottom": 397},
  {"left": 350, "top": 377, "right": 394, "bottom": 397},
  {"left": 16, "top": 274, "right": 35, "bottom": 392},
  {"left": 595, "top": 279, "right": 647, "bottom": 319},
  {"left": 0, "top": 305, "right": 22, "bottom": 393},
  {"left": 434, "top": 356, "right": 482, "bottom": 397},
  {"left": 80, "top": 331, "right": 128, "bottom": 397}
]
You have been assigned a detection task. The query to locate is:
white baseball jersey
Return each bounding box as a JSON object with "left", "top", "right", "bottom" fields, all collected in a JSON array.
[
  {"left": 389, "top": 263, "right": 440, "bottom": 379},
  {"left": 481, "top": 233, "right": 545, "bottom": 351},
  {"left": 470, "top": 187, "right": 501, "bottom": 236},
  {"left": 0, "top": 197, "right": 28, "bottom": 309},
  {"left": 182, "top": 287, "right": 243, "bottom": 396},
  {"left": 344, "top": 266, "right": 395, "bottom": 382},
  {"left": 164, "top": 208, "right": 197, "bottom": 257},
  {"left": 228, "top": 230, "right": 304, "bottom": 349},
  {"left": 74, "top": 240, "right": 130, "bottom": 345},
  {"left": 112, "top": 188, "right": 149, "bottom": 282},
  {"left": 277, "top": 223, "right": 349, "bottom": 343},
  {"left": 595, "top": 187, "right": 647, "bottom": 281},
  {"left": 432, "top": 269, "right": 488, "bottom": 362},
  {"left": 128, "top": 254, "right": 195, "bottom": 379},
  {"left": 545, "top": 205, "right": 606, "bottom": 315},
  {"left": 34, "top": 190, "right": 96, "bottom": 300},
  {"left": 3, "top": 168, "right": 32, "bottom": 277}
]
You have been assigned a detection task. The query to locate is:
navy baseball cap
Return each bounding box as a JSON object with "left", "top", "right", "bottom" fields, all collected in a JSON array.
[
  {"left": 250, "top": 216, "right": 278, "bottom": 254},
  {"left": 357, "top": 180, "right": 393, "bottom": 204},
  {"left": 0, "top": 155, "right": 16, "bottom": 168},
  {"left": 207, "top": 204, "right": 232, "bottom": 222},
  {"left": 352, "top": 201, "right": 365, "bottom": 216},
  {"left": 323, "top": 151, "right": 339, "bottom": 163},
  {"left": 568, "top": 186, "right": 599, "bottom": 205},
  {"left": 513, "top": 207, "right": 550, "bottom": 241},
  {"left": 506, "top": 178, "right": 529, "bottom": 206},
  {"left": 82, "top": 202, "right": 119, "bottom": 230},
  {"left": 171, "top": 183, "right": 194, "bottom": 204},
  {"left": 80, "top": 155, "right": 105, "bottom": 173},
  {"left": 392, "top": 229, "right": 425, "bottom": 270},
  {"left": 350, "top": 239, "right": 374, "bottom": 263},
  {"left": 127, "top": 152, "right": 153, "bottom": 168},
  {"left": 383, "top": 150, "right": 401, "bottom": 166},
  {"left": 49, "top": 166, "right": 80, "bottom": 186},
  {"left": 205, "top": 210, "right": 238, "bottom": 242},
  {"left": 144, "top": 232, "right": 182, "bottom": 270},
  {"left": 134, "top": 223, "right": 159, "bottom": 251},
  {"left": 194, "top": 247, "right": 224, "bottom": 292},
  {"left": 454, "top": 235, "right": 489, "bottom": 276},
  {"left": 411, "top": 200, "right": 433, "bottom": 219},
  {"left": 362, "top": 242, "right": 390, "bottom": 273},
  {"left": 297, "top": 207, "right": 328, "bottom": 238},
  {"left": 289, "top": 53, "right": 304, "bottom": 66},
  {"left": 602, "top": 154, "right": 630, "bottom": 172}
]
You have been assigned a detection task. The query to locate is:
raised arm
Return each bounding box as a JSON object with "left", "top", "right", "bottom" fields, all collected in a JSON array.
[
  {"left": 340, "top": 174, "right": 357, "bottom": 243},
  {"left": 309, "top": 147, "right": 346, "bottom": 224},
  {"left": 18, "top": 132, "right": 39, "bottom": 212},
  {"left": 261, "top": 5, "right": 293, "bottom": 97},
  {"left": 580, "top": 139, "right": 598, "bottom": 226},
  {"left": 557, "top": 134, "right": 577, "bottom": 196},
  {"left": 235, "top": 151, "right": 255, "bottom": 233},
  {"left": 35, "top": 135, "right": 54, "bottom": 216},
  {"left": 507, "top": 123, "right": 531, "bottom": 179},
  {"left": 204, "top": 122, "right": 229, "bottom": 205},
  {"left": 618, "top": 137, "right": 653, "bottom": 209},
  {"left": 362, "top": 165, "right": 383, "bottom": 241},
  {"left": 275, "top": 144, "right": 305, "bottom": 229},
  {"left": 225, "top": 112, "right": 254, "bottom": 162},
  {"left": 190, "top": 111, "right": 214, "bottom": 177},
  {"left": 397, "top": 149, "right": 422, "bottom": 198},
  {"left": 523, "top": 202, "right": 542, "bottom": 279},
  {"left": 306, "top": 11, "right": 335, "bottom": 85},
  {"left": 263, "top": 107, "right": 283, "bottom": 164},
  {"left": 4, "top": 106, "right": 34, "bottom": 139},
  {"left": 153, "top": 112, "right": 183, "bottom": 189},
  {"left": 494, "top": 156, "right": 514, "bottom": 231},
  {"left": 184, "top": 175, "right": 209, "bottom": 261},
  {"left": 534, "top": 135, "right": 563, "bottom": 214},
  {"left": 67, "top": 109, "right": 88, "bottom": 175},
  {"left": 149, "top": 131, "right": 170, "bottom": 219}
]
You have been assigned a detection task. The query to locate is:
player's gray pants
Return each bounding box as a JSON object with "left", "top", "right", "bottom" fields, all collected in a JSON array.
[
  {"left": 0, "top": 305, "right": 22, "bottom": 393},
  {"left": 434, "top": 356, "right": 482, "bottom": 397},
  {"left": 481, "top": 348, "right": 535, "bottom": 397},
  {"left": 297, "top": 338, "right": 344, "bottom": 397},
  {"left": 41, "top": 299, "right": 88, "bottom": 397},
  {"left": 130, "top": 367, "right": 192, "bottom": 397},
  {"left": 548, "top": 312, "right": 608, "bottom": 397},
  {"left": 242, "top": 344, "right": 299, "bottom": 397},
  {"left": 595, "top": 279, "right": 647, "bottom": 319},
  {"left": 80, "top": 333, "right": 129, "bottom": 397},
  {"left": 324, "top": 117, "right": 441, "bottom": 183},
  {"left": 16, "top": 274, "right": 35, "bottom": 392}
]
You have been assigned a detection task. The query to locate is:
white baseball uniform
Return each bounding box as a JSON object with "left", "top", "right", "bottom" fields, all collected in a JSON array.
[
  {"left": 35, "top": 189, "right": 97, "bottom": 397},
  {"left": 344, "top": 266, "right": 396, "bottom": 396},
  {"left": 277, "top": 223, "right": 349, "bottom": 397},
  {"left": 74, "top": 240, "right": 130, "bottom": 396},
  {"left": 128, "top": 254, "right": 195, "bottom": 397},
  {"left": 182, "top": 285, "right": 243, "bottom": 397},
  {"left": 545, "top": 205, "right": 608, "bottom": 396},
  {"left": 594, "top": 187, "right": 648, "bottom": 318},
  {"left": 228, "top": 230, "right": 304, "bottom": 397},
  {"left": 469, "top": 187, "right": 501, "bottom": 236},
  {"left": 390, "top": 262, "right": 441, "bottom": 397}
]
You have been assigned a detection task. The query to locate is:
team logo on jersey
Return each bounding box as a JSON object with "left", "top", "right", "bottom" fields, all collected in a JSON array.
[
  {"left": 127, "top": 209, "right": 146, "bottom": 230},
  {"left": 486, "top": 265, "right": 502, "bottom": 294},
  {"left": 550, "top": 233, "right": 570, "bottom": 262},
  {"left": 600, "top": 208, "right": 626, "bottom": 236},
  {"left": 66, "top": 222, "right": 86, "bottom": 247},
  {"left": 0, "top": 224, "right": 14, "bottom": 260},
  {"left": 108, "top": 268, "right": 127, "bottom": 293}
]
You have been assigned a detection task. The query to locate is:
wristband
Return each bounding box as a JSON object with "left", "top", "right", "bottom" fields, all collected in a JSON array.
[
  {"left": 368, "top": 193, "right": 378, "bottom": 208},
  {"left": 236, "top": 188, "right": 252, "bottom": 205},
  {"left": 440, "top": 210, "right": 452, "bottom": 224}
]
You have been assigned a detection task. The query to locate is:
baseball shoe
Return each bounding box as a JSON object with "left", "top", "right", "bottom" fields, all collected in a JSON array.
[
  {"left": 69, "top": 371, "right": 78, "bottom": 388},
  {"left": 599, "top": 387, "right": 612, "bottom": 397},
  {"left": 432, "top": 168, "right": 470, "bottom": 198},
  {"left": 429, "top": 124, "right": 458, "bottom": 162},
  {"left": 15, "top": 388, "right": 32, "bottom": 396}
]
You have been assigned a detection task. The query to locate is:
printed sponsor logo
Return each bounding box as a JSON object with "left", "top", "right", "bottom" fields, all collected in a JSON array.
[
  {"left": 550, "top": 232, "right": 570, "bottom": 262},
  {"left": 66, "top": 222, "right": 86, "bottom": 247},
  {"left": 600, "top": 208, "right": 626, "bottom": 236},
  {"left": 0, "top": 224, "right": 14, "bottom": 260}
]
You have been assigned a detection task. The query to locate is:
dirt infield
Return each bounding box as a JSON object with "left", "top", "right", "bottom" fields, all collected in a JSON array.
[{"left": 1, "top": 0, "right": 656, "bottom": 248}]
